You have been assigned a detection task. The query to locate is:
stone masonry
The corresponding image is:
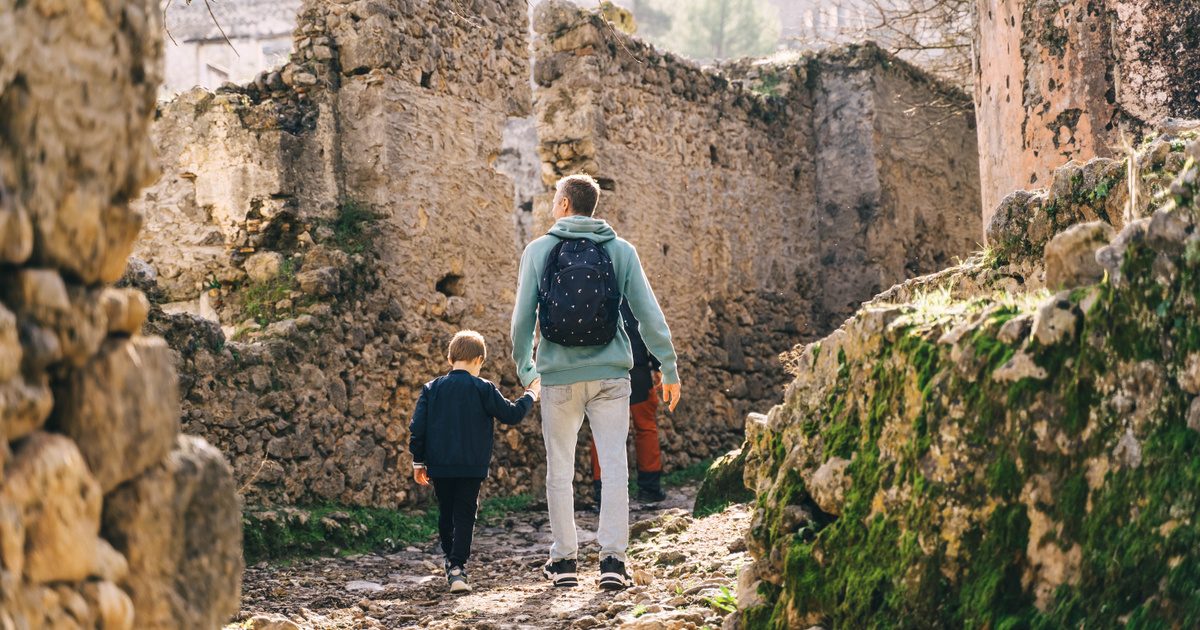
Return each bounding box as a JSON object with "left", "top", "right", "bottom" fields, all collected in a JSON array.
[
  {"left": 974, "top": 0, "right": 1200, "bottom": 226},
  {"left": 132, "top": 0, "right": 980, "bottom": 508},
  {"left": 0, "top": 1, "right": 240, "bottom": 628}
]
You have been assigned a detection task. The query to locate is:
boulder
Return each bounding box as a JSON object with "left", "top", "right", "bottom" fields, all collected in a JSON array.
[
  {"left": 807, "top": 457, "right": 851, "bottom": 516},
  {"left": 245, "top": 251, "right": 285, "bottom": 283},
  {"left": 50, "top": 337, "right": 180, "bottom": 492},
  {"left": 694, "top": 446, "right": 754, "bottom": 517},
  {"left": 101, "top": 436, "right": 243, "bottom": 629},
  {"left": 297, "top": 266, "right": 340, "bottom": 297},
  {"left": 1043, "top": 221, "right": 1114, "bottom": 289}
]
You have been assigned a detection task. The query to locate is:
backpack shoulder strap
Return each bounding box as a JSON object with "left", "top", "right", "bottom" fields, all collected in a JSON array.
[{"left": 539, "top": 238, "right": 569, "bottom": 293}]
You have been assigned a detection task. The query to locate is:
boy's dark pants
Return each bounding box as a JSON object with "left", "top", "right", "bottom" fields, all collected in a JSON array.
[{"left": 431, "top": 477, "right": 484, "bottom": 567}]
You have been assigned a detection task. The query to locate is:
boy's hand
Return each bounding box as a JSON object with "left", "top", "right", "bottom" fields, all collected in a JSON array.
[
  {"left": 662, "top": 381, "right": 681, "bottom": 412},
  {"left": 527, "top": 378, "right": 542, "bottom": 401},
  {"left": 413, "top": 466, "right": 430, "bottom": 486}
]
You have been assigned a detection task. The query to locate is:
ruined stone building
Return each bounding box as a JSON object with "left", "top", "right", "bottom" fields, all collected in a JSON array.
[
  {"left": 162, "top": 0, "right": 302, "bottom": 96},
  {"left": 130, "top": 0, "right": 981, "bottom": 510},
  {"left": 0, "top": 1, "right": 240, "bottom": 627}
]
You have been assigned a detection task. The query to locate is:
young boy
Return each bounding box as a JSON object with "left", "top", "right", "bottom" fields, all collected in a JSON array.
[{"left": 409, "top": 330, "right": 541, "bottom": 593}]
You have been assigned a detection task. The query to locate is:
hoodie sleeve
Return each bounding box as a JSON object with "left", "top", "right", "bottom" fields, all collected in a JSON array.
[
  {"left": 510, "top": 244, "right": 541, "bottom": 387},
  {"left": 619, "top": 243, "right": 680, "bottom": 385},
  {"left": 408, "top": 383, "right": 431, "bottom": 465}
]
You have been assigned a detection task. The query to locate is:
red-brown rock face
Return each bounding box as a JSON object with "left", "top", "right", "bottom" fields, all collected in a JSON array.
[{"left": 975, "top": 0, "right": 1200, "bottom": 228}]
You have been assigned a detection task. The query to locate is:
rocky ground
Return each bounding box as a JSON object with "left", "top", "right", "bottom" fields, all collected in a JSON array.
[{"left": 231, "top": 484, "right": 748, "bottom": 629}]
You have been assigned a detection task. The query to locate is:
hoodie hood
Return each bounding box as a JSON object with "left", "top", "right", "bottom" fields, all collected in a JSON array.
[{"left": 547, "top": 215, "right": 617, "bottom": 243}]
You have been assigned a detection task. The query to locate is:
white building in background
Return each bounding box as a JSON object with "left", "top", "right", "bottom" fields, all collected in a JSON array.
[{"left": 161, "top": 0, "right": 301, "bottom": 97}]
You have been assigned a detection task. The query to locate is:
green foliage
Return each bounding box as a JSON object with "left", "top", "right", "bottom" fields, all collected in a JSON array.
[
  {"left": 704, "top": 586, "right": 738, "bottom": 613},
  {"left": 322, "top": 199, "right": 380, "bottom": 254},
  {"left": 632, "top": 0, "right": 781, "bottom": 61},
  {"left": 244, "top": 494, "right": 535, "bottom": 563},
  {"left": 236, "top": 257, "right": 300, "bottom": 326}
]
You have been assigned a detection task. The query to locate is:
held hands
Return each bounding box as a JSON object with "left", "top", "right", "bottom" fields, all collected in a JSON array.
[
  {"left": 526, "top": 378, "right": 542, "bottom": 401},
  {"left": 413, "top": 465, "right": 430, "bottom": 486}
]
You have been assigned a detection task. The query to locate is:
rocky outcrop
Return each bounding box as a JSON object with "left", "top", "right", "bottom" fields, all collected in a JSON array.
[
  {"left": 739, "top": 133, "right": 1200, "bottom": 627},
  {"left": 0, "top": 1, "right": 240, "bottom": 627},
  {"left": 974, "top": 0, "right": 1200, "bottom": 224}
]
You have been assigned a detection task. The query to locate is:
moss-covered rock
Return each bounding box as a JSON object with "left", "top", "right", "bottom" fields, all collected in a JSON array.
[
  {"left": 694, "top": 443, "right": 755, "bottom": 517},
  {"left": 741, "top": 141, "right": 1200, "bottom": 627}
]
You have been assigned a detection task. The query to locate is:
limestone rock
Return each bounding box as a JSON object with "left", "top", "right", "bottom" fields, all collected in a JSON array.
[
  {"left": 51, "top": 337, "right": 179, "bottom": 492},
  {"left": 245, "top": 251, "right": 285, "bottom": 283},
  {"left": 693, "top": 446, "right": 753, "bottom": 516},
  {"left": 249, "top": 614, "right": 302, "bottom": 630},
  {"left": 1043, "top": 221, "right": 1114, "bottom": 289},
  {"left": 533, "top": 0, "right": 582, "bottom": 34},
  {"left": 99, "top": 287, "right": 151, "bottom": 335},
  {"left": 1097, "top": 218, "right": 1150, "bottom": 286},
  {"left": 808, "top": 457, "right": 851, "bottom": 516},
  {"left": 0, "top": 432, "right": 121, "bottom": 583},
  {"left": 0, "top": 201, "right": 33, "bottom": 264},
  {"left": 1031, "top": 295, "right": 1077, "bottom": 346},
  {"left": 1188, "top": 397, "right": 1200, "bottom": 433},
  {"left": 102, "top": 436, "right": 243, "bottom": 630},
  {"left": 0, "top": 303, "right": 21, "bottom": 381},
  {"left": 0, "top": 374, "right": 54, "bottom": 441},
  {"left": 297, "top": 266, "right": 340, "bottom": 297}
]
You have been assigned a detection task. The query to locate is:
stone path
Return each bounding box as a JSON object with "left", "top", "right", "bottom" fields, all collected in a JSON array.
[{"left": 233, "top": 485, "right": 749, "bottom": 629}]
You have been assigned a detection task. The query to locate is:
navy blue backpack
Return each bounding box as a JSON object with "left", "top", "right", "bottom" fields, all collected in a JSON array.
[{"left": 537, "top": 238, "right": 621, "bottom": 347}]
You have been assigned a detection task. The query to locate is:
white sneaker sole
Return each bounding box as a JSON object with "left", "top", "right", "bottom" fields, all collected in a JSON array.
[
  {"left": 449, "top": 580, "right": 472, "bottom": 593},
  {"left": 542, "top": 568, "right": 578, "bottom": 586},
  {"left": 598, "top": 572, "right": 630, "bottom": 590}
]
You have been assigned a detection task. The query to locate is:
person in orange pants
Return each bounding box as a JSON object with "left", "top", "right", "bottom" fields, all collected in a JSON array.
[{"left": 589, "top": 302, "right": 666, "bottom": 509}]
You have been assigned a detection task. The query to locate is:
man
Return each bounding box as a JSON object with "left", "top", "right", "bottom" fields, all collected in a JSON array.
[
  {"left": 589, "top": 302, "right": 666, "bottom": 511},
  {"left": 511, "top": 174, "right": 681, "bottom": 591}
]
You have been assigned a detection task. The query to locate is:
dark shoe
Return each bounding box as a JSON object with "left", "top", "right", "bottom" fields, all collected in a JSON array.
[
  {"left": 598, "top": 556, "right": 631, "bottom": 591},
  {"left": 542, "top": 558, "right": 578, "bottom": 587},
  {"left": 637, "top": 486, "right": 667, "bottom": 503},
  {"left": 448, "top": 565, "right": 472, "bottom": 593}
]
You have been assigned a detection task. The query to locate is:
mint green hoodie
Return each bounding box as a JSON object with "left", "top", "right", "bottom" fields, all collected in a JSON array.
[{"left": 511, "top": 216, "right": 679, "bottom": 387}]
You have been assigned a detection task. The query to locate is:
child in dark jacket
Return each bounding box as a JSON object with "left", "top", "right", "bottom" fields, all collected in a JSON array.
[{"left": 409, "top": 330, "right": 541, "bottom": 593}]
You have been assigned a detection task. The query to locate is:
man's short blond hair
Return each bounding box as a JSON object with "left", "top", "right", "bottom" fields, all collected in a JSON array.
[
  {"left": 556, "top": 174, "right": 601, "bottom": 216},
  {"left": 448, "top": 330, "right": 487, "bottom": 362}
]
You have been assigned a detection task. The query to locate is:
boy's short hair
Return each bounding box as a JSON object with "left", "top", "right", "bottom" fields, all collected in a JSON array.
[
  {"left": 556, "top": 174, "right": 601, "bottom": 216},
  {"left": 448, "top": 330, "right": 487, "bottom": 362}
]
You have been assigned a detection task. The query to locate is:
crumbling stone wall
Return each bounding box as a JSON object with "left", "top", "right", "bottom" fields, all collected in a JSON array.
[
  {"left": 0, "top": 1, "right": 240, "bottom": 627},
  {"left": 974, "top": 0, "right": 1200, "bottom": 225},
  {"left": 133, "top": 0, "right": 535, "bottom": 507},
  {"left": 737, "top": 130, "right": 1200, "bottom": 628},
  {"left": 135, "top": 0, "right": 979, "bottom": 509},
  {"left": 532, "top": 1, "right": 981, "bottom": 472}
]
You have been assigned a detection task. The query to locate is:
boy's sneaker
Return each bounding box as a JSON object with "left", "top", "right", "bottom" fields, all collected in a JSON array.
[
  {"left": 637, "top": 487, "right": 667, "bottom": 503},
  {"left": 447, "top": 565, "right": 471, "bottom": 593},
  {"left": 598, "top": 556, "right": 631, "bottom": 591},
  {"left": 542, "top": 558, "right": 578, "bottom": 587}
]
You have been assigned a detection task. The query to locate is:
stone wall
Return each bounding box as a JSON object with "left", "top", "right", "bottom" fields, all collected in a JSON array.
[
  {"left": 0, "top": 1, "right": 240, "bottom": 628},
  {"left": 531, "top": 0, "right": 981, "bottom": 473},
  {"left": 974, "top": 0, "right": 1200, "bottom": 225},
  {"left": 133, "top": 0, "right": 980, "bottom": 508},
  {"left": 133, "top": 0, "right": 535, "bottom": 507}
]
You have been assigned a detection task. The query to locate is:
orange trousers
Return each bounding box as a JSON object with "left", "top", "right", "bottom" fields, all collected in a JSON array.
[{"left": 589, "top": 392, "right": 662, "bottom": 480}]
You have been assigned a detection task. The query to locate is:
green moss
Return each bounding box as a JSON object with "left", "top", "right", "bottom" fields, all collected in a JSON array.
[
  {"left": 244, "top": 494, "right": 534, "bottom": 563},
  {"left": 749, "top": 187, "right": 1200, "bottom": 626},
  {"left": 236, "top": 257, "right": 302, "bottom": 326},
  {"left": 322, "top": 198, "right": 380, "bottom": 254}
]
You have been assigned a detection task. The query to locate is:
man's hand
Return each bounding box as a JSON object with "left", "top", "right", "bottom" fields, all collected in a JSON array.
[
  {"left": 413, "top": 466, "right": 430, "bottom": 486},
  {"left": 527, "top": 378, "right": 542, "bottom": 401},
  {"left": 662, "top": 382, "right": 681, "bottom": 412}
]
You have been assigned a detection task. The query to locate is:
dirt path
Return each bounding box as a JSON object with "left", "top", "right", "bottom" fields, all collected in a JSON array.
[{"left": 233, "top": 485, "right": 749, "bottom": 629}]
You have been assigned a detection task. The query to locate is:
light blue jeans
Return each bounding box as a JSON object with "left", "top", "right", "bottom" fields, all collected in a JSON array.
[{"left": 541, "top": 377, "right": 631, "bottom": 563}]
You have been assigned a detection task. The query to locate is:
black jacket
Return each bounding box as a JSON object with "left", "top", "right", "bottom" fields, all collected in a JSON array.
[
  {"left": 408, "top": 370, "right": 533, "bottom": 478},
  {"left": 622, "top": 302, "right": 661, "bottom": 404}
]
